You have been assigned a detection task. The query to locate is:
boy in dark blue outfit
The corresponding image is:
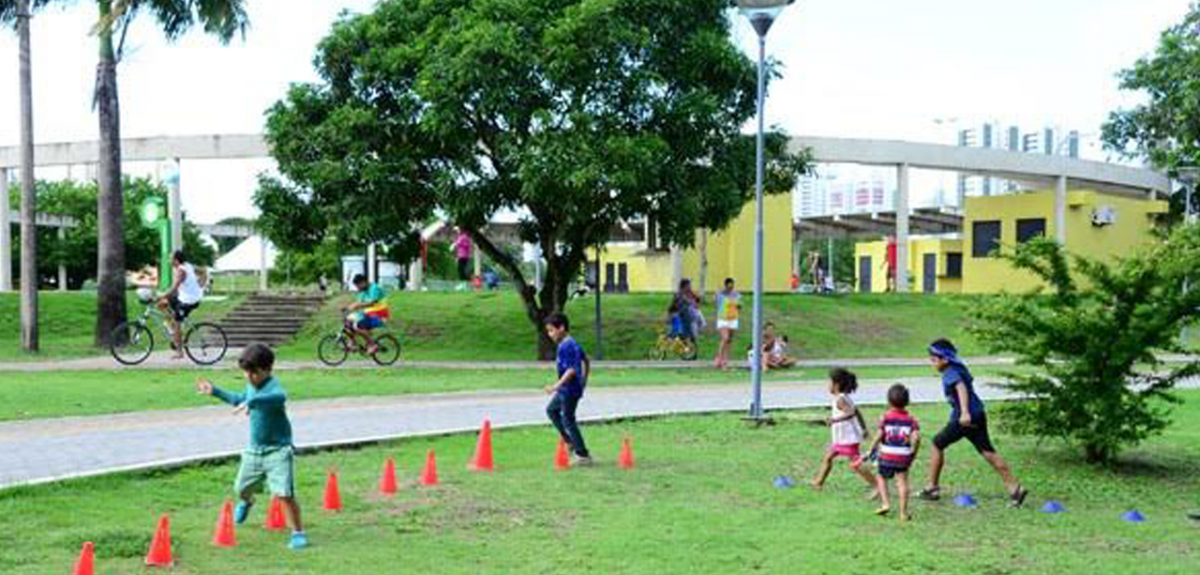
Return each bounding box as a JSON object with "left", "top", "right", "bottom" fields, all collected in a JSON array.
[
  {"left": 543, "top": 313, "right": 593, "bottom": 466},
  {"left": 919, "top": 338, "right": 1028, "bottom": 508}
]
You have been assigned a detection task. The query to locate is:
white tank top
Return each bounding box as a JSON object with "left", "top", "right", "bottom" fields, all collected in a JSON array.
[
  {"left": 831, "top": 393, "right": 863, "bottom": 445},
  {"left": 177, "top": 263, "right": 204, "bottom": 305}
]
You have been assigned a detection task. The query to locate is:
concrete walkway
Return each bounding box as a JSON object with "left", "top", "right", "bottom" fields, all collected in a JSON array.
[{"left": 1, "top": 376, "right": 994, "bottom": 490}]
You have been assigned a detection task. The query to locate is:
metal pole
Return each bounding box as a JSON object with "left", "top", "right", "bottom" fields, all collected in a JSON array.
[
  {"left": 749, "top": 25, "right": 768, "bottom": 419},
  {"left": 594, "top": 250, "right": 603, "bottom": 360},
  {"left": 57, "top": 226, "right": 67, "bottom": 291},
  {"left": 167, "top": 158, "right": 183, "bottom": 253},
  {"left": 0, "top": 167, "right": 11, "bottom": 291},
  {"left": 827, "top": 236, "right": 834, "bottom": 291}
]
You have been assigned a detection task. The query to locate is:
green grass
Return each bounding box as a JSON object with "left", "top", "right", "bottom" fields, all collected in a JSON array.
[
  {"left": 2, "top": 394, "right": 1198, "bottom": 574},
  {"left": 0, "top": 292, "right": 243, "bottom": 362},
  {"left": 0, "top": 365, "right": 1017, "bottom": 422},
  {"left": 276, "top": 291, "right": 982, "bottom": 361}
]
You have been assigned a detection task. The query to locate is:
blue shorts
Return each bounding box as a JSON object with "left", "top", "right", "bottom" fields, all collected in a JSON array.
[{"left": 356, "top": 316, "right": 384, "bottom": 330}]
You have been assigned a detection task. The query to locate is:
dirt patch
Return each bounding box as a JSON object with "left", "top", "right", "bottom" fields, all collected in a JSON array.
[{"left": 404, "top": 323, "right": 445, "bottom": 339}]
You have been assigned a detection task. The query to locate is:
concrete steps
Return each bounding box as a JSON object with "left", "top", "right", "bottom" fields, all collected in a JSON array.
[{"left": 219, "top": 294, "right": 327, "bottom": 347}]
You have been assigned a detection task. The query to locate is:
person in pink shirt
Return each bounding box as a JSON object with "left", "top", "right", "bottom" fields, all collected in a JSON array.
[{"left": 453, "top": 228, "right": 473, "bottom": 282}]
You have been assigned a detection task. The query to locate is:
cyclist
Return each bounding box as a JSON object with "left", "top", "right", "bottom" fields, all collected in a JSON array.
[
  {"left": 158, "top": 250, "right": 204, "bottom": 359},
  {"left": 344, "top": 274, "right": 390, "bottom": 355}
]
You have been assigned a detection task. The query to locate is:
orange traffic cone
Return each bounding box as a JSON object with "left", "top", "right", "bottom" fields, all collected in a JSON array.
[
  {"left": 144, "top": 515, "right": 174, "bottom": 567},
  {"left": 380, "top": 457, "right": 399, "bottom": 495},
  {"left": 420, "top": 449, "right": 439, "bottom": 486},
  {"left": 324, "top": 471, "right": 342, "bottom": 511},
  {"left": 554, "top": 440, "right": 571, "bottom": 471},
  {"left": 71, "top": 541, "right": 94, "bottom": 575},
  {"left": 212, "top": 500, "right": 237, "bottom": 547},
  {"left": 618, "top": 437, "right": 635, "bottom": 470},
  {"left": 468, "top": 419, "right": 495, "bottom": 472},
  {"left": 264, "top": 496, "right": 287, "bottom": 530}
]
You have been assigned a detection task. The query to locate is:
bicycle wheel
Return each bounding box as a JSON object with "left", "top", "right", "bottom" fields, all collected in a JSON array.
[
  {"left": 184, "top": 322, "right": 229, "bottom": 366},
  {"left": 110, "top": 322, "right": 154, "bottom": 365},
  {"left": 371, "top": 333, "right": 402, "bottom": 366},
  {"left": 677, "top": 338, "right": 698, "bottom": 361},
  {"left": 647, "top": 339, "right": 667, "bottom": 361},
  {"left": 318, "top": 334, "right": 350, "bottom": 366}
]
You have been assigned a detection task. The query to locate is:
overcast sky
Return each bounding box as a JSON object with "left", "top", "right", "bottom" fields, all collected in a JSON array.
[{"left": 0, "top": 0, "right": 1192, "bottom": 223}]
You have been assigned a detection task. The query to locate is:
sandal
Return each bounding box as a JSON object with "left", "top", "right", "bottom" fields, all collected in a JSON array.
[
  {"left": 1008, "top": 485, "right": 1029, "bottom": 508},
  {"left": 874, "top": 506, "right": 891, "bottom": 516},
  {"left": 917, "top": 487, "right": 941, "bottom": 501}
]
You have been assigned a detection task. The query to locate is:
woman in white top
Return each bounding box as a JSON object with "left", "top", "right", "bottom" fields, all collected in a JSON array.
[
  {"left": 812, "top": 368, "right": 877, "bottom": 493},
  {"left": 158, "top": 250, "right": 205, "bottom": 359}
]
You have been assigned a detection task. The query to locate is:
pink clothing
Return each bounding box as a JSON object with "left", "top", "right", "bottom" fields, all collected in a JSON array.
[
  {"left": 453, "top": 232, "right": 473, "bottom": 259},
  {"left": 827, "top": 443, "right": 861, "bottom": 459}
]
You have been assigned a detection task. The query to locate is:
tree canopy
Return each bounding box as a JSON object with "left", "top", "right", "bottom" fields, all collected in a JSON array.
[{"left": 257, "top": 0, "right": 808, "bottom": 358}]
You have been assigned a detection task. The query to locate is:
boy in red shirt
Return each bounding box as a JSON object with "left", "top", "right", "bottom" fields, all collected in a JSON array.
[{"left": 867, "top": 384, "right": 920, "bottom": 521}]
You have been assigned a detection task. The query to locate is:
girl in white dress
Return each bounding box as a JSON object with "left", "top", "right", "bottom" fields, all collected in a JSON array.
[{"left": 812, "top": 368, "right": 876, "bottom": 494}]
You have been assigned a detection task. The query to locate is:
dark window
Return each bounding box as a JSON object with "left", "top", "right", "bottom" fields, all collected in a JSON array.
[
  {"left": 946, "top": 253, "right": 963, "bottom": 278},
  {"left": 1016, "top": 218, "right": 1046, "bottom": 243},
  {"left": 972, "top": 221, "right": 1001, "bottom": 258}
]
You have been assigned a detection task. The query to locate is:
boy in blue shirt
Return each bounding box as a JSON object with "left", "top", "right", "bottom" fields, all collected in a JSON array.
[
  {"left": 919, "top": 338, "right": 1028, "bottom": 508},
  {"left": 196, "top": 344, "right": 309, "bottom": 549},
  {"left": 543, "top": 313, "right": 593, "bottom": 466}
]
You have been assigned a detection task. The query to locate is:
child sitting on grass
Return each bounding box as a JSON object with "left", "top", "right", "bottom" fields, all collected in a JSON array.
[
  {"left": 811, "top": 368, "right": 876, "bottom": 493},
  {"left": 867, "top": 384, "right": 921, "bottom": 522},
  {"left": 196, "top": 344, "right": 309, "bottom": 550}
]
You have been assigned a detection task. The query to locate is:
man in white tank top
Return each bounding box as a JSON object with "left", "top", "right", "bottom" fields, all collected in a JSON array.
[{"left": 159, "top": 250, "right": 205, "bottom": 359}]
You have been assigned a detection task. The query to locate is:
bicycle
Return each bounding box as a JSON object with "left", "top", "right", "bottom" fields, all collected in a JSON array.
[
  {"left": 317, "top": 316, "right": 402, "bottom": 367},
  {"left": 110, "top": 290, "right": 228, "bottom": 366},
  {"left": 646, "top": 315, "right": 698, "bottom": 361}
]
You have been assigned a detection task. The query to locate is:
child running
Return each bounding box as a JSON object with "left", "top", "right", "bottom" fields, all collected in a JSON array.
[
  {"left": 920, "top": 338, "right": 1028, "bottom": 507},
  {"left": 867, "top": 384, "right": 921, "bottom": 521},
  {"left": 812, "top": 368, "right": 875, "bottom": 493},
  {"left": 196, "top": 344, "right": 309, "bottom": 550},
  {"left": 543, "top": 313, "right": 593, "bottom": 466}
]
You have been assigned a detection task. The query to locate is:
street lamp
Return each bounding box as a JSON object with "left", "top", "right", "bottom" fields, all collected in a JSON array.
[
  {"left": 140, "top": 197, "right": 172, "bottom": 290},
  {"left": 737, "top": 0, "right": 794, "bottom": 421},
  {"left": 1177, "top": 167, "right": 1200, "bottom": 225}
]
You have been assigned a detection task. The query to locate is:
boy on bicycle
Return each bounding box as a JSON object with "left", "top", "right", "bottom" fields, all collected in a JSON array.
[{"left": 344, "top": 274, "right": 389, "bottom": 355}]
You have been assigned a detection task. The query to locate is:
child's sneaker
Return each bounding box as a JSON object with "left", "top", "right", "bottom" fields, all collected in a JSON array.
[
  {"left": 571, "top": 455, "right": 595, "bottom": 467},
  {"left": 234, "top": 500, "right": 253, "bottom": 525},
  {"left": 288, "top": 532, "right": 310, "bottom": 550}
]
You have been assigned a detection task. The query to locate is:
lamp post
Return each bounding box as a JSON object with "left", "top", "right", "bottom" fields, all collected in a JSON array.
[
  {"left": 1178, "top": 167, "right": 1200, "bottom": 225},
  {"left": 140, "top": 196, "right": 172, "bottom": 291},
  {"left": 737, "top": 0, "right": 793, "bottom": 421}
]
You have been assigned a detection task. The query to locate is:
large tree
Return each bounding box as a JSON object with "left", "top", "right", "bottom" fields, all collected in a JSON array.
[
  {"left": 256, "top": 0, "right": 808, "bottom": 359},
  {"left": 1, "top": 0, "right": 249, "bottom": 347},
  {"left": 1103, "top": 3, "right": 1200, "bottom": 191}
]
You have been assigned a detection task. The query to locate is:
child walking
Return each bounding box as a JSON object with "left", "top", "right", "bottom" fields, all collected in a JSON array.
[
  {"left": 919, "top": 338, "right": 1028, "bottom": 507},
  {"left": 868, "top": 384, "right": 921, "bottom": 521},
  {"left": 812, "top": 368, "right": 875, "bottom": 492},
  {"left": 543, "top": 314, "right": 593, "bottom": 466},
  {"left": 196, "top": 344, "right": 309, "bottom": 550}
]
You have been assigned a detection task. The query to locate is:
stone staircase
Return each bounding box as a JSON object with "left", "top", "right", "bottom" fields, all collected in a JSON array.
[{"left": 218, "top": 293, "right": 328, "bottom": 348}]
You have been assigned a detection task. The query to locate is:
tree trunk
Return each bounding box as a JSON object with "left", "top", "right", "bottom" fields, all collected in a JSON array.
[
  {"left": 93, "top": 0, "right": 127, "bottom": 347},
  {"left": 17, "top": 0, "right": 38, "bottom": 352},
  {"left": 697, "top": 229, "right": 709, "bottom": 298}
]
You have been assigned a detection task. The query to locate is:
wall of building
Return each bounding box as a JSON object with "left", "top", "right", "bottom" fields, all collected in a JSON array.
[{"left": 854, "top": 237, "right": 963, "bottom": 294}]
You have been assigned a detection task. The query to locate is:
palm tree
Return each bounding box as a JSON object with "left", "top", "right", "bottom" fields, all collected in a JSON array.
[
  {"left": 2, "top": 0, "right": 249, "bottom": 347},
  {"left": 16, "top": 0, "right": 37, "bottom": 351}
]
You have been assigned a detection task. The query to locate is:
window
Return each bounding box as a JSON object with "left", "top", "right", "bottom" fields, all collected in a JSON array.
[
  {"left": 972, "top": 221, "right": 1001, "bottom": 258},
  {"left": 1016, "top": 218, "right": 1046, "bottom": 243},
  {"left": 946, "top": 253, "right": 963, "bottom": 278}
]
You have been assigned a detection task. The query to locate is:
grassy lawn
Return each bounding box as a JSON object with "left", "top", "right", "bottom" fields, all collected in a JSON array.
[
  {"left": 0, "top": 364, "right": 1017, "bottom": 422},
  {"left": 2, "top": 394, "right": 1197, "bottom": 574},
  {"left": 276, "top": 291, "right": 982, "bottom": 361},
  {"left": 0, "top": 292, "right": 243, "bottom": 362}
]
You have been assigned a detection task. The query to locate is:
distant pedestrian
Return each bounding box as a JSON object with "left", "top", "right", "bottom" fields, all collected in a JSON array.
[
  {"left": 195, "top": 345, "right": 309, "bottom": 550},
  {"left": 867, "top": 384, "right": 921, "bottom": 521},
  {"left": 543, "top": 314, "right": 592, "bottom": 466},
  {"left": 919, "top": 338, "right": 1028, "bottom": 507},
  {"left": 713, "top": 278, "right": 741, "bottom": 369},
  {"left": 671, "top": 279, "right": 701, "bottom": 341},
  {"left": 453, "top": 228, "right": 473, "bottom": 282}
]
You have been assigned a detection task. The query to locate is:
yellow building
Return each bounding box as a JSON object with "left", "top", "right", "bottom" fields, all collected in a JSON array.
[
  {"left": 596, "top": 193, "right": 794, "bottom": 293},
  {"left": 854, "top": 188, "right": 1168, "bottom": 294},
  {"left": 854, "top": 237, "right": 964, "bottom": 294}
]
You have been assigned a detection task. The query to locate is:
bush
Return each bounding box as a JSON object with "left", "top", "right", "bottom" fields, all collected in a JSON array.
[{"left": 970, "top": 228, "right": 1200, "bottom": 464}]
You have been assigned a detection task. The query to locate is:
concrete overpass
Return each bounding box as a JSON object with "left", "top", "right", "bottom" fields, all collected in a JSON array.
[{"left": 1, "top": 133, "right": 1171, "bottom": 292}]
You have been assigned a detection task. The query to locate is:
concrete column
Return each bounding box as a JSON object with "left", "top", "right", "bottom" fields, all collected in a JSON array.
[
  {"left": 258, "top": 236, "right": 268, "bottom": 292},
  {"left": 408, "top": 260, "right": 423, "bottom": 291},
  {"left": 56, "top": 226, "right": 67, "bottom": 291},
  {"left": 167, "top": 158, "right": 182, "bottom": 253},
  {"left": 367, "top": 243, "right": 377, "bottom": 284},
  {"left": 1055, "top": 175, "right": 1068, "bottom": 244},
  {"left": 473, "top": 244, "right": 482, "bottom": 279},
  {"left": 670, "top": 244, "right": 683, "bottom": 291},
  {"left": 0, "top": 167, "right": 10, "bottom": 291},
  {"left": 895, "top": 163, "right": 911, "bottom": 293}
]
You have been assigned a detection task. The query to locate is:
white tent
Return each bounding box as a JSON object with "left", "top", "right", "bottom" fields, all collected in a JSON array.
[{"left": 214, "top": 235, "right": 278, "bottom": 273}]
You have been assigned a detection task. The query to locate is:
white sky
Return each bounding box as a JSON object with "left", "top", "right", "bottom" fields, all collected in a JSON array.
[{"left": 0, "top": 0, "right": 1192, "bottom": 223}]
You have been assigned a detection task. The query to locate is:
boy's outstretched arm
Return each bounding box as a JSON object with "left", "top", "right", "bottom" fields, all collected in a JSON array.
[
  {"left": 197, "top": 377, "right": 245, "bottom": 406},
  {"left": 247, "top": 389, "right": 286, "bottom": 408}
]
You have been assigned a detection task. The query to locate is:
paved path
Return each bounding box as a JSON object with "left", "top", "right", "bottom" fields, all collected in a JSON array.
[{"left": 0, "top": 377, "right": 990, "bottom": 490}]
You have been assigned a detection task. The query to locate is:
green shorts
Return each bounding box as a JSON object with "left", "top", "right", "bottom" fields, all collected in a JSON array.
[{"left": 234, "top": 445, "right": 295, "bottom": 498}]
